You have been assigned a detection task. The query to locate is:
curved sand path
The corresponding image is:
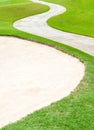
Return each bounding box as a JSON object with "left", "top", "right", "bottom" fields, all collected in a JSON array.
[
  {"left": 14, "top": 0, "right": 94, "bottom": 56},
  {"left": 0, "top": 36, "right": 84, "bottom": 127}
]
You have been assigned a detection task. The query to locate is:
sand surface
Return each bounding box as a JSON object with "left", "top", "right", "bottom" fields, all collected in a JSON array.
[
  {"left": 0, "top": 36, "right": 84, "bottom": 127},
  {"left": 14, "top": 0, "right": 94, "bottom": 56}
]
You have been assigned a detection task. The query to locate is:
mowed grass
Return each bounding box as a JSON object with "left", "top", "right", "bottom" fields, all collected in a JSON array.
[
  {"left": 0, "top": 0, "right": 94, "bottom": 130},
  {"left": 0, "top": 0, "right": 31, "bottom": 5},
  {"left": 43, "top": 0, "right": 94, "bottom": 37}
]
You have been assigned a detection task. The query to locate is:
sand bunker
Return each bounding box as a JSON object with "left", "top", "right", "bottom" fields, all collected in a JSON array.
[{"left": 0, "top": 36, "right": 84, "bottom": 128}]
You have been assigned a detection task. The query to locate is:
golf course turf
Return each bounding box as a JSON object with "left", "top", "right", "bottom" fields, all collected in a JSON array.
[
  {"left": 0, "top": 0, "right": 94, "bottom": 130},
  {"left": 44, "top": 0, "right": 94, "bottom": 38}
]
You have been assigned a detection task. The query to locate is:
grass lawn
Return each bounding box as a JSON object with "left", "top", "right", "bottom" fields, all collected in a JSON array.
[
  {"left": 0, "top": 0, "right": 94, "bottom": 130},
  {"left": 43, "top": 0, "right": 94, "bottom": 38},
  {"left": 0, "top": 0, "right": 32, "bottom": 5}
]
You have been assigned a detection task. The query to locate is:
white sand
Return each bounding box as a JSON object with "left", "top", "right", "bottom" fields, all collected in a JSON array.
[
  {"left": 14, "top": 0, "right": 94, "bottom": 56},
  {"left": 0, "top": 36, "right": 84, "bottom": 127}
]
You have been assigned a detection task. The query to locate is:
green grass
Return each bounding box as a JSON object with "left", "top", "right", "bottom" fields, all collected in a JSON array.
[
  {"left": 43, "top": 0, "right": 94, "bottom": 37},
  {"left": 0, "top": 0, "right": 94, "bottom": 130},
  {"left": 0, "top": 0, "right": 31, "bottom": 5}
]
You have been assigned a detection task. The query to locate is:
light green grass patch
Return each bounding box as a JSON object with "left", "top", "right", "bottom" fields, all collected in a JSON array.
[{"left": 43, "top": 0, "right": 94, "bottom": 37}]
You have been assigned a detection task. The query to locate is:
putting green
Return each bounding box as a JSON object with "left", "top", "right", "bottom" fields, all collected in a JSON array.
[
  {"left": 43, "top": 0, "right": 94, "bottom": 37},
  {"left": 0, "top": 0, "right": 30, "bottom": 5}
]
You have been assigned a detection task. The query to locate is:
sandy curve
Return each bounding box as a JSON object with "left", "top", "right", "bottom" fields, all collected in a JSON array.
[
  {"left": 0, "top": 36, "right": 84, "bottom": 127},
  {"left": 13, "top": 0, "right": 94, "bottom": 56}
]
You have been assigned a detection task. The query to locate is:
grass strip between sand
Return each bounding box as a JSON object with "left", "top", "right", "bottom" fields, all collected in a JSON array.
[
  {"left": 0, "top": 1, "right": 94, "bottom": 130},
  {"left": 43, "top": 0, "right": 94, "bottom": 38}
]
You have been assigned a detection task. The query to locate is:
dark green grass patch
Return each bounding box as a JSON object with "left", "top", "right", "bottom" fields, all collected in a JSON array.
[
  {"left": 0, "top": 2, "right": 49, "bottom": 22},
  {"left": 43, "top": 0, "right": 94, "bottom": 37},
  {"left": 0, "top": 1, "right": 49, "bottom": 32}
]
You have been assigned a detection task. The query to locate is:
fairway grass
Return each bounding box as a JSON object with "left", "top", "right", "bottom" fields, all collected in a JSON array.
[
  {"left": 43, "top": 0, "right": 94, "bottom": 38},
  {"left": 0, "top": 0, "right": 94, "bottom": 130},
  {"left": 0, "top": 0, "right": 31, "bottom": 5}
]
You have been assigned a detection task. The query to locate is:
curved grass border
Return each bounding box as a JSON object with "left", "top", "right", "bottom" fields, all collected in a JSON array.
[{"left": 0, "top": 1, "right": 94, "bottom": 130}]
